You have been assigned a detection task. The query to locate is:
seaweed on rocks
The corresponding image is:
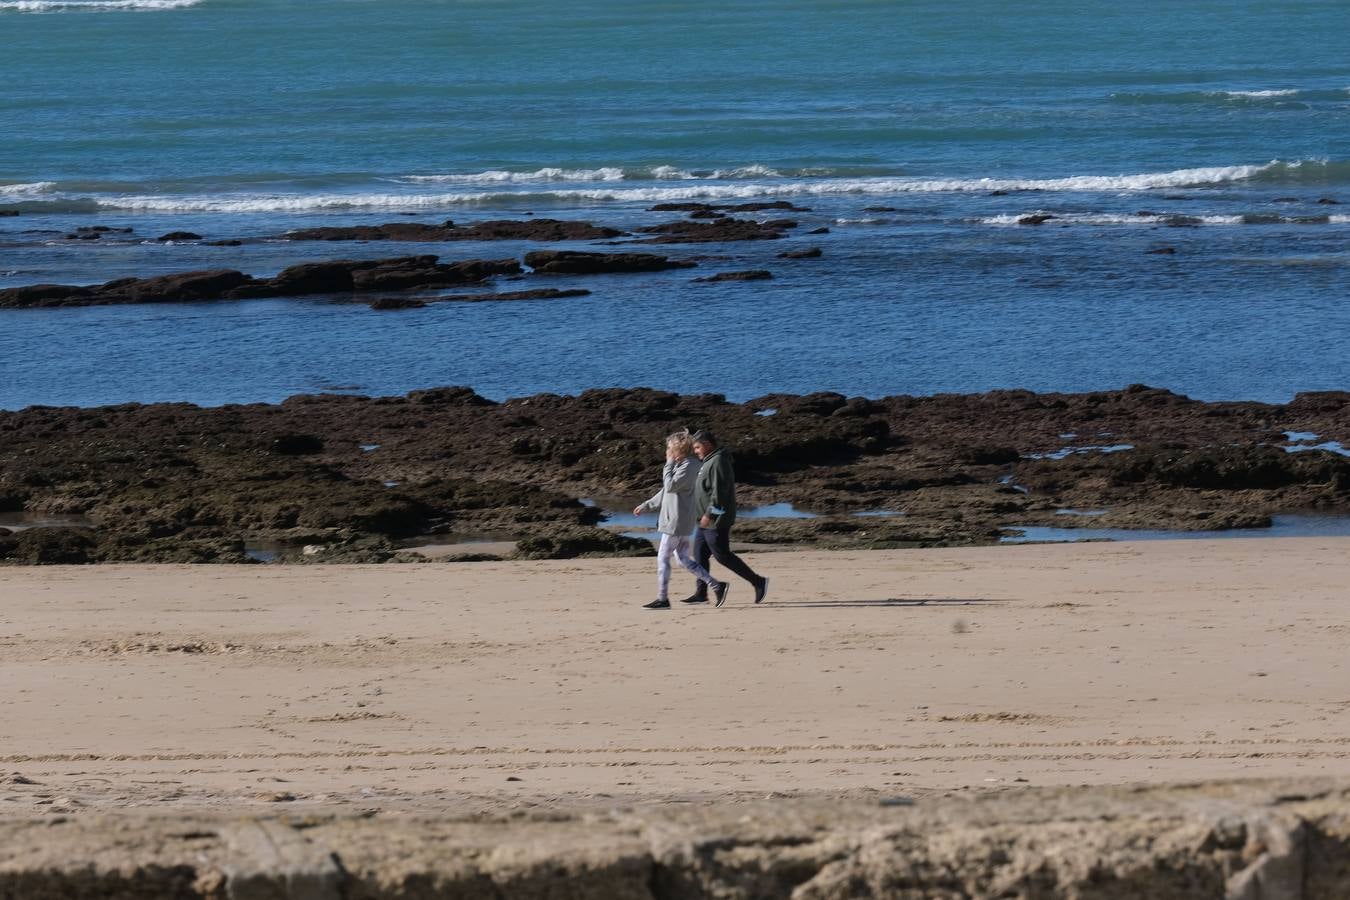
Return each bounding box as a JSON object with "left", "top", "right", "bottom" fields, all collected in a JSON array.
[
  {"left": 693, "top": 270, "right": 774, "bottom": 282},
  {"left": 1, "top": 385, "right": 1348, "bottom": 563},
  {"left": 0, "top": 256, "right": 523, "bottom": 309},
  {"left": 523, "top": 251, "right": 695, "bottom": 275},
  {"left": 634, "top": 217, "right": 796, "bottom": 243},
  {"left": 513, "top": 528, "right": 656, "bottom": 560}
]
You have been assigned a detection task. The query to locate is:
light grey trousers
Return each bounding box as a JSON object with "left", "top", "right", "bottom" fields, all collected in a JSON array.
[{"left": 657, "top": 534, "right": 718, "bottom": 600}]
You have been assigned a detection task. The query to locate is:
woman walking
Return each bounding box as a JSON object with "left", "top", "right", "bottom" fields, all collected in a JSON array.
[{"left": 632, "top": 430, "right": 727, "bottom": 610}]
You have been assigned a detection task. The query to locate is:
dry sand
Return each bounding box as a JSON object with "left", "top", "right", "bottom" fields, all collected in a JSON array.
[{"left": 2, "top": 538, "right": 1348, "bottom": 817}]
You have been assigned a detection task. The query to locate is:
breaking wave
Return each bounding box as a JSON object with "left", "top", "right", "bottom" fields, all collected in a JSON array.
[
  {"left": 397, "top": 165, "right": 787, "bottom": 184},
  {"left": 0, "top": 181, "right": 56, "bottom": 197},
  {"left": 0, "top": 0, "right": 201, "bottom": 10},
  {"left": 979, "top": 212, "right": 1347, "bottom": 227},
  {"left": 6, "top": 161, "right": 1344, "bottom": 215},
  {"left": 1110, "top": 87, "right": 1349, "bottom": 106}
]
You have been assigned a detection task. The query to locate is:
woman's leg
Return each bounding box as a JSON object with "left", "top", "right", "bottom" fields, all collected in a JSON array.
[
  {"left": 656, "top": 533, "right": 677, "bottom": 600},
  {"left": 672, "top": 535, "right": 719, "bottom": 586}
]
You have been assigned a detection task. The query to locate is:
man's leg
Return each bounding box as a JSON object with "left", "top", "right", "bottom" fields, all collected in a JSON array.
[
  {"left": 705, "top": 525, "right": 768, "bottom": 602},
  {"left": 705, "top": 525, "right": 758, "bottom": 584}
]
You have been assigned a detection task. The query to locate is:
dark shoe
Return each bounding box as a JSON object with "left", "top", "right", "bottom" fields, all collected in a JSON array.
[
  {"left": 643, "top": 598, "right": 671, "bottom": 609},
  {"left": 753, "top": 577, "right": 769, "bottom": 604},
  {"left": 713, "top": 582, "right": 729, "bottom": 607},
  {"left": 679, "top": 593, "right": 708, "bottom": 604}
]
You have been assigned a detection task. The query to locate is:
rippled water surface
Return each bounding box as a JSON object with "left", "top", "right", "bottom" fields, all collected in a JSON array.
[{"left": 3, "top": 0, "right": 1349, "bottom": 408}]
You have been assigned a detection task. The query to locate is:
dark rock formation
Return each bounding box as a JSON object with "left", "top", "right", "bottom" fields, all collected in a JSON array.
[
  {"left": 156, "top": 231, "right": 202, "bottom": 241},
  {"left": 778, "top": 247, "right": 822, "bottom": 259},
  {"left": 1017, "top": 214, "right": 1056, "bottom": 226},
  {"left": 0, "top": 256, "right": 523, "bottom": 309},
  {"left": 1, "top": 385, "right": 1347, "bottom": 563},
  {"left": 1147, "top": 247, "right": 1178, "bottom": 254},
  {"left": 0, "top": 527, "right": 99, "bottom": 564},
  {"left": 271, "top": 433, "right": 325, "bottom": 456},
  {"left": 634, "top": 217, "right": 796, "bottom": 243},
  {"left": 283, "top": 219, "right": 624, "bottom": 242},
  {"left": 693, "top": 270, "right": 774, "bottom": 282},
  {"left": 523, "top": 250, "right": 695, "bottom": 275},
  {"left": 513, "top": 528, "right": 655, "bottom": 560},
  {"left": 369, "top": 297, "right": 428, "bottom": 310},
  {"left": 435, "top": 288, "right": 591, "bottom": 302}
]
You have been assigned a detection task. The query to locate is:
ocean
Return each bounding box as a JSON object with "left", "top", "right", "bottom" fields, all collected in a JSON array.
[{"left": 3, "top": 0, "right": 1349, "bottom": 409}]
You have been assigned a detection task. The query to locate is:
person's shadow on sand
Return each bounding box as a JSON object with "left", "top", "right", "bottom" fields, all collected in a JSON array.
[{"left": 734, "top": 598, "right": 1011, "bottom": 609}]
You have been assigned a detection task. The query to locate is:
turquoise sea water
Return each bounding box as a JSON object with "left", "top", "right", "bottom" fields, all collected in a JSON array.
[{"left": 3, "top": 0, "right": 1349, "bottom": 408}]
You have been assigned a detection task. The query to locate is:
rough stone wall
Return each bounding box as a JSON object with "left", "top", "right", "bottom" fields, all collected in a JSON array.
[{"left": 2, "top": 780, "right": 1348, "bottom": 899}]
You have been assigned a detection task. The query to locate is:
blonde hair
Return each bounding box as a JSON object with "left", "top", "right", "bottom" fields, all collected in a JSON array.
[{"left": 666, "top": 429, "right": 694, "bottom": 456}]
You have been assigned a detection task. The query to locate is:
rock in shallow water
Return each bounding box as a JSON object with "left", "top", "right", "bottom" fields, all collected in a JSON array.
[{"left": 523, "top": 250, "right": 695, "bottom": 274}]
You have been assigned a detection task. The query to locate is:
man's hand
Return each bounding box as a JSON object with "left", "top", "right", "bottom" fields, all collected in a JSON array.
[
  {"left": 699, "top": 514, "right": 712, "bottom": 528},
  {"left": 633, "top": 506, "right": 645, "bottom": 516}
]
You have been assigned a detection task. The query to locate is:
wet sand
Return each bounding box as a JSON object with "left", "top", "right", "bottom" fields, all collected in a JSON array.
[{"left": 2, "top": 537, "right": 1349, "bottom": 816}]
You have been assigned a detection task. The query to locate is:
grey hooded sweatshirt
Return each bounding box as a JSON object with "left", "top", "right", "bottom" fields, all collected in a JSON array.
[{"left": 637, "top": 456, "right": 702, "bottom": 536}]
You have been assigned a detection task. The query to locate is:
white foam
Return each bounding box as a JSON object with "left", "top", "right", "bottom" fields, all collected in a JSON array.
[
  {"left": 0, "top": 181, "right": 56, "bottom": 196},
  {"left": 397, "top": 164, "right": 784, "bottom": 185},
  {"left": 1223, "top": 89, "right": 1300, "bottom": 98},
  {"left": 57, "top": 161, "right": 1311, "bottom": 213},
  {"left": 0, "top": 0, "right": 200, "bottom": 10},
  {"left": 99, "top": 192, "right": 496, "bottom": 212},
  {"left": 400, "top": 167, "right": 627, "bottom": 184},
  {"left": 980, "top": 212, "right": 1254, "bottom": 227}
]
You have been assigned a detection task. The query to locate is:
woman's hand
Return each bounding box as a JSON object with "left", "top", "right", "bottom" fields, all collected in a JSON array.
[
  {"left": 633, "top": 506, "right": 645, "bottom": 516},
  {"left": 699, "top": 514, "right": 712, "bottom": 528}
]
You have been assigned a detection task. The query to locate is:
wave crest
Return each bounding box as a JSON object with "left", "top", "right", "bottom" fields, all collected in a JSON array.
[
  {"left": 0, "top": 181, "right": 56, "bottom": 197},
  {"left": 8, "top": 161, "right": 1342, "bottom": 214},
  {"left": 397, "top": 164, "right": 785, "bottom": 185},
  {"left": 0, "top": 0, "right": 200, "bottom": 11},
  {"left": 1110, "top": 87, "right": 1347, "bottom": 106}
]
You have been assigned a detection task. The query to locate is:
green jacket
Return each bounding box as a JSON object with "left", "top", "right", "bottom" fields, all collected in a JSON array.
[{"left": 693, "top": 447, "right": 737, "bottom": 529}]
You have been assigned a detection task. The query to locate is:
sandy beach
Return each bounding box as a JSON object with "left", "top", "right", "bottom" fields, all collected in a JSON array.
[{"left": 2, "top": 537, "right": 1348, "bottom": 817}]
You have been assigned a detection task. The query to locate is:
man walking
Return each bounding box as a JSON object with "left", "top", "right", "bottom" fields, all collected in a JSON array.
[{"left": 682, "top": 430, "right": 769, "bottom": 607}]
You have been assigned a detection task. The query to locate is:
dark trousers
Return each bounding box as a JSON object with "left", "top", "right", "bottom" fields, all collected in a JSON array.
[{"left": 691, "top": 524, "right": 761, "bottom": 596}]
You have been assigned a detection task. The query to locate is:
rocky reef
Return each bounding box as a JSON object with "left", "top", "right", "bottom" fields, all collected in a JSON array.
[
  {"left": 0, "top": 248, "right": 713, "bottom": 310},
  {"left": 1, "top": 385, "right": 1348, "bottom": 563}
]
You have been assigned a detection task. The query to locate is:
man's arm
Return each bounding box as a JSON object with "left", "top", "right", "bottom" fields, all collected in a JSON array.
[{"left": 706, "top": 455, "right": 734, "bottom": 524}]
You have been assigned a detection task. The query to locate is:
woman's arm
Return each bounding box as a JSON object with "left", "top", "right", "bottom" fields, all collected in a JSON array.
[
  {"left": 663, "top": 457, "right": 695, "bottom": 494},
  {"left": 635, "top": 461, "right": 675, "bottom": 514}
]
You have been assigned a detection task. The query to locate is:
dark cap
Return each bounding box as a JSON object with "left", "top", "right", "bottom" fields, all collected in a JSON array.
[{"left": 691, "top": 429, "right": 717, "bottom": 446}]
